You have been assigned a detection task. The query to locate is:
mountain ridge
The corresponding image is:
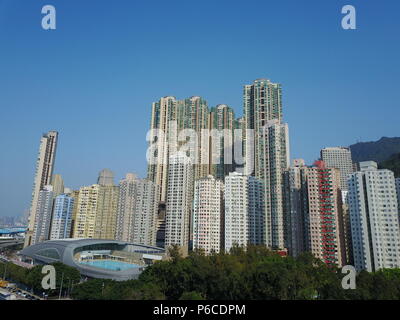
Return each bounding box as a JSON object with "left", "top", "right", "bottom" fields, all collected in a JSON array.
[{"left": 349, "top": 137, "right": 400, "bottom": 163}]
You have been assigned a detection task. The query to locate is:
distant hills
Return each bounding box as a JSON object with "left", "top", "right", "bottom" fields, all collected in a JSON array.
[
  {"left": 349, "top": 137, "right": 400, "bottom": 163},
  {"left": 349, "top": 137, "right": 400, "bottom": 178},
  {"left": 379, "top": 153, "right": 400, "bottom": 178}
]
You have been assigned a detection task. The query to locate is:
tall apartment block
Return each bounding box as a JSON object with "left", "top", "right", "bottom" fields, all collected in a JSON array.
[
  {"left": 32, "top": 185, "right": 55, "bottom": 244},
  {"left": 234, "top": 116, "right": 247, "bottom": 173},
  {"left": 165, "top": 152, "right": 193, "bottom": 255},
  {"left": 50, "top": 194, "right": 75, "bottom": 240},
  {"left": 283, "top": 159, "right": 307, "bottom": 257},
  {"left": 257, "top": 119, "right": 290, "bottom": 249},
  {"left": 116, "top": 173, "right": 159, "bottom": 246},
  {"left": 321, "top": 147, "right": 353, "bottom": 191},
  {"left": 193, "top": 175, "right": 224, "bottom": 254},
  {"left": 303, "top": 161, "right": 346, "bottom": 267},
  {"left": 242, "top": 79, "right": 289, "bottom": 250},
  {"left": 94, "top": 169, "right": 119, "bottom": 240},
  {"left": 51, "top": 174, "right": 65, "bottom": 196},
  {"left": 348, "top": 161, "right": 400, "bottom": 271},
  {"left": 224, "top": 172, "right": 264, "bottom": 252},
  {"left": 243, "top": 78, "right": 282, "bottom": 176},
  {"left": 147, "top": 96, "right": 176, "bottom": 203},
  {"left": 147, "top": 96, "right": 209, "bottom": 203},
  {"left": 208, "top": 104, "right": 236, "bottom": 179},
  {"left": 73, "top": 184, "right": 100, "bottom": 238},
  {"left": 25, "top": 131, "right": 58, "bottom": 247},
  {"left": 67, "top": 190, "right": 80, "bottom": 238},
  {"left": 97, "top": 168, "right": 115, "bottom": 186},
  {"left": 116, "top": 173, "right": 137, "bottom": 242}
]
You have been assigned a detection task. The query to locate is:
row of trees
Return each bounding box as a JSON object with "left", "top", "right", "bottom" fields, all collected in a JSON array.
[
  {"left": 2, "top": 246, "right": 400, "bottom": 300},
  {"left": 71, "top": 246, "right": 400, "bottom": 300},
  {"left": 0, "top": 261, "right": 80, "bottom": 297}
]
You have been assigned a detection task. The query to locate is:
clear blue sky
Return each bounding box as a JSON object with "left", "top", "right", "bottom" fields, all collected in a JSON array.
[{"left": 0, "top": 0, "right": 399, "bottom": 217}]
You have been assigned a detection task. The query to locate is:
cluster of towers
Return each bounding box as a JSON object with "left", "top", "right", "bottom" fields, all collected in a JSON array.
[{"left": 24, "top": 78, "right": 400, "bottom": 272}]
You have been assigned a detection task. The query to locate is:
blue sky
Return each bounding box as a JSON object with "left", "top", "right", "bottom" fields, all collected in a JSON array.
[{"left": 0, "top": 0, "right": 399, "bottom": 217}]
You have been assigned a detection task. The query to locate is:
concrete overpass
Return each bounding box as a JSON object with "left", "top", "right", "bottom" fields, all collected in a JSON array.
[{"left": 0, "top": 238, "right": 24, "bottom": 248}]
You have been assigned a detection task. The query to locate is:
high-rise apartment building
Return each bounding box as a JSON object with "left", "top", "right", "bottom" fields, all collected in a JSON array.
[
  {"left": 243, "top": 79, "right": 282, "bottom": 176},
  {"left": 67, "top": 190, "right": 80, "bottom": 238},
  {"left": 116, "top": 173, "right": 138, "bottom": 242},
  {"left": 94, "top": 169, "right": 119, "bottom": 240},
  {"left": 224, "top": 172, "right": 264, "bottom": 252},
  {"left": 303, "top": 161, "right": 345, "bottom": 267},
  {"left": 208, "top": 104, "right": 235, "bottom": 179},
  {"left": 179, "top": 96, "right": 210, "bottom": 181},
  {"left": 116, "top": 173, "right": 159, "bottom": 246},
  {"left": 51, "top": 174, "right": 65, "bottom": 196},
  {"left": 193, "top": 175, "right": 224, "bottom": 254},
  {"left": 32, "top": 185, "right": 55, "bottom": 244},
  {"left": 165, "top": 152, "right": 193, "bottom": 255},
  {"left": 147, "top": 96, "right": 209, "bottom": 203},
  {"left": 234, "top": 116, "right": 247, "bottom": 174},
  {"left": 73, "top": 184, "right": 100, "bottom": 239},
  {"left": 283, "top": 159, "right": 307, "bottom": 257},
  {"left": 321, "top": 147, "right": 353, "bottom": 191},
  {"left": 25, "top": 131, "right": 58, "bottom": 247},
  {"left": 257, "top": 119, "right": 290, "bottom": 249},
  {"left": 242, "top": 79, "right": 290, "bottom": 249},
  {"left": 348, "top": 161, "right": 400, "bottom": 271},
  {"left": 50, "top": 194, "right": 75, "bottom": 240},
  {"left": 147, "top": 96, "right": 177, "bottom": 203},
  {"left": 97, "top": 168, "right": 115, "bottom": 186}
]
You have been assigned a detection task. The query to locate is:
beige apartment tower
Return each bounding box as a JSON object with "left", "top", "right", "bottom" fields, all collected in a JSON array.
[{"left": 25, "top": 131, "right": 58, "bottom": 247}]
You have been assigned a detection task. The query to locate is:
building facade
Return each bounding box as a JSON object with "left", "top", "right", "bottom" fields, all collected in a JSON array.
[
  {"left": 32, "top": 185, "right": 55, "bottom": 244},
  {"left": 348, "top": 161, "right": 400, "bottom": 271},
  {"left": 147, "top": 96, "right": 209, "bottom": 203},
  {"left": 94, "top": 185, "right": 120, "bottom": 240},
  {"left": 257, "top": 119, "right": 290, "bottom": 249},
  {"left": 25, "top": 131, "right": 58, "bottom": 247},
  {"left": 243, "top": 78, "right": 282, "bottom": 177},
  {"left": 73, "top": 184, "right": 100, "bottom": 239},
  {"left": 303, "top": 161, "right": 345, "bottom": 267},
  {"left": 208, "top": 104, "right": 236, "bottom": 179},
  {"left": 224, "top": 172, "right": 264, "bottom": 252},
  {"left": 321, "top": 147, "right": 353, "bottom": 191},
  {"left": 283, "top": 159, "right": 307, "bottom": 257},
  {"left": 50, "top": 194, "right": 75, "bottom": 240},
  {"left": 165, "top": 152, "right": 193, "bottom": 255},
  {"left": 193, "top": 176, "right": 224, "bottom": 254},
  {"left": 116, "top": 173, "right": 159, "bottom": 246}
]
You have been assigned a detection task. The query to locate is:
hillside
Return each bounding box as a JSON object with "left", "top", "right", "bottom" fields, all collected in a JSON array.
[
  {"left": 349, "top": 137, "right": 400, "bottom": 163},
  {"left": 379, "top": 153, "right": 400, "bottom": 178}
]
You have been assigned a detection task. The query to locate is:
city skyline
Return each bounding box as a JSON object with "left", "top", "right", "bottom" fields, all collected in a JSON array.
[
  {"left": 2, "top": 84, "right": 400, "bottom": 219},
  {"left": 1, "top": 0, "right": 400, "bottom": 217}
]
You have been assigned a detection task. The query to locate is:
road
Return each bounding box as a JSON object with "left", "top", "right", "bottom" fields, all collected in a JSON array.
[{"left": 0, "top": 238, "right": 24, "bottom": 248}]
